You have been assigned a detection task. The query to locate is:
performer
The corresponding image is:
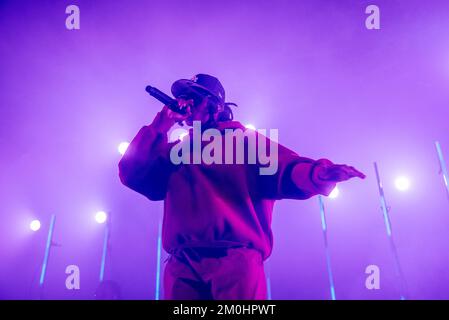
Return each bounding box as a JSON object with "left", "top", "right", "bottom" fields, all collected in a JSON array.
[{"left": 118, "top": 74, "right": 365, "bottom": 300}]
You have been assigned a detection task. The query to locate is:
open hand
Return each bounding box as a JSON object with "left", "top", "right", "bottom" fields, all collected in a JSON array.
[{"left": 318, "top": 163, "right": 366, "bottom": 182}]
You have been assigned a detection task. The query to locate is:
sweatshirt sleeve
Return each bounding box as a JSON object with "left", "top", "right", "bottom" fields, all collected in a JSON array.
[
  {"left": 257, "top": 141, "right": 336, "bottom": 200},
  {"left": 118, "top": 113, "right": 176, "bottom": 201}
]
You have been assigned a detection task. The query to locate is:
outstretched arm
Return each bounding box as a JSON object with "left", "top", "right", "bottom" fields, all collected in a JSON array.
[
  {"left": 256, "top": 138, "right": 366, "bottom": 200},
  {"left": 292, "top": 158, "right": 366, "bottom": 197}
]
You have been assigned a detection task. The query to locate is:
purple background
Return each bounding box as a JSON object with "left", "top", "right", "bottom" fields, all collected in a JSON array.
[{"left": 1, "top": 0, "right": 449, "bottom": 299}]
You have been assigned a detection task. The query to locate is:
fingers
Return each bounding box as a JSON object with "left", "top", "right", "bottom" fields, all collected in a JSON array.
[
  {"left": 340, "top": 165, "right": 366, "bottom": 180},
  {"left": 344, "top": 165, "right": 366, "bottom": 179},
  {"left": 162, "top": 105, "right": 192, "bottom": 122},
  {"left": 351, "top": 167, "right": 366, "bottom": 179},
  {"left": 323, "top": 164, "right": 366, "bottom": 182},
  {"left": 177, "top": 97, "right": 194, "bottom": 110}
]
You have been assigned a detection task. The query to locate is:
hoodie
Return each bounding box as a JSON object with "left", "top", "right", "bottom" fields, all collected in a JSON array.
[{"left": 118, "top": 114, "right": 336, "bottom": 260}]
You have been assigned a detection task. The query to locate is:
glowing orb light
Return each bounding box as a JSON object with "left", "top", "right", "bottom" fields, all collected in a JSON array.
[
  {"left": 395, "top": 176, "right": 410, "bottom": 191},
  {"left": 179, "top": 131, "right": 188, "bottom": 141},
  {"left": 95, "top": 211, "right": 108, "bottom": 224},
  {"left": 30, "top": 220, "right": 41, "bottom": 231},
  {"left": 118, "top": 142, "right": 130, "bottom": 155},
  {"left": 328, "top": 186, "right": 340, "bottom": 199}
]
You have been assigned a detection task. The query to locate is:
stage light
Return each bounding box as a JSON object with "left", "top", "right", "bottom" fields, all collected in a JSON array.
[
  {"left": 30, "top": 219, "right": 41, "bottom": 231},
  {"left": 245, "top": 124, "right": 256, "bottom": 130},
  {"left": 169, "top": 129, "right": 188, "bottom": 142},
  {"left": 179, "top": 131, "right": 188, "bottom": 141},
  {"left": 118, "top": 142, "right": 130, "bottom": 155},
  {"left": 328, "top": 186, "right": 339, "bottom": 199},
  {"left": 95, "top": 211, "right": 108, "bottom": 224},
  {"left": 395, "top": 176, "right": 410, "bottom": 191}
]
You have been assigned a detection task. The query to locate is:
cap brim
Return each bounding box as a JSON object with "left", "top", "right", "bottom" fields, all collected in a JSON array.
[{"left": 171, "top": 79, "right": 221, "bottom": 102}]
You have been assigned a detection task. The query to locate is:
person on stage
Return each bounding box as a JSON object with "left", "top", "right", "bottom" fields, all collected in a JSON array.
[{"left": 118, "top": 74, "right": 366, "bottom": 300}]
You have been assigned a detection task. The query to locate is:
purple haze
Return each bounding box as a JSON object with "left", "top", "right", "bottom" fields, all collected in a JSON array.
[{"left": 0, "top": 0, "right": 449, "bottom": 299}]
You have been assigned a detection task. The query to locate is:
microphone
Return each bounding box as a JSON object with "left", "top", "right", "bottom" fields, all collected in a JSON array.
[{"left": 145, "top": 85, "right": 187, "bottom": 114}]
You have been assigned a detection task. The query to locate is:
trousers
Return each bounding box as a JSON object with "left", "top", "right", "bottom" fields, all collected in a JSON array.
[{"left": 163, "top": 246, "right": 267, "bottom": 300}]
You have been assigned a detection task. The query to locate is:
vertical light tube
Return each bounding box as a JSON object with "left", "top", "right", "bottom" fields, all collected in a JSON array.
[
  {"left": 435, "top": 141, "right": 449, "bottom": 201},
  {"left": 265, "top": 258, "right": 272, "bottom": 300},
  {"left": 39, "top": 214, "right": 56, "bottom": 300},
  {"left": 155, "top": 214, "right": 163, "bottom": 300},
  {"left": 373, "top": 162, "right": 408, "bottom": 299},
  {"left": 39, "top": 214, "right": 56, "bottom": 286},
  {"left": 318, "top": 195, "right": 336, "bottom": 300},
  {"left": 99, "top": 223, "right": 109, "bottom": 282}
]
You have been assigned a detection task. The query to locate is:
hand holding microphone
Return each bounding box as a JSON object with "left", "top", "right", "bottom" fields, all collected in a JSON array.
[
  {"left": 145, "top": 86, "right": 189, "bottom": 114},
  {"left": 146, "top": 86, "right": 193, "bottom": 132}
]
